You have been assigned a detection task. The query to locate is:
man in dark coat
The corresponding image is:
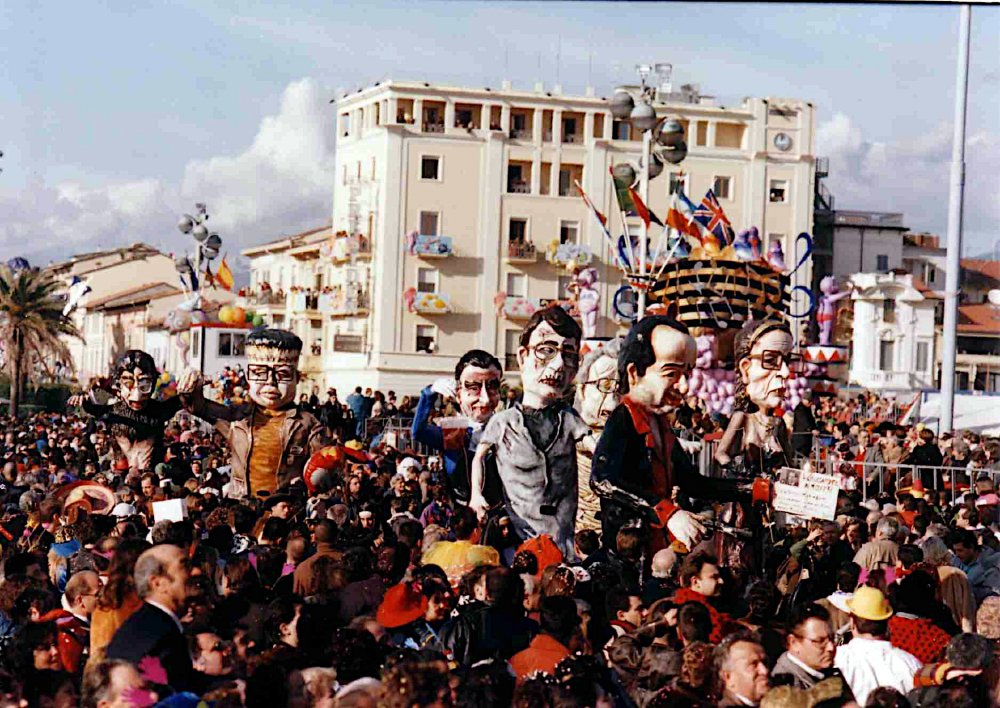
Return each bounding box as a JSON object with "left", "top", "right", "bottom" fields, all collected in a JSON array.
[
  {"left": 792, "top": 391, "right": 817, "bottom": 458},
  {"left": 107, "top": 544, "right": 202, "bottom": 693}
]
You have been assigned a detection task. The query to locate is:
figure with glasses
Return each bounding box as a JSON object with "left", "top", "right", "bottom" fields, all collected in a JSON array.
[
  {"left": 69, "top": 350, "right": 181, "bottom": 473},
  {"left": 469, "top": 306, "right": 590, "bottom": 558},
  {"left": 178, "top": 329, "right": 326, "bottom": 499},
  {"left": 412, "top": 349, "right": 503, "bottom": 504}
]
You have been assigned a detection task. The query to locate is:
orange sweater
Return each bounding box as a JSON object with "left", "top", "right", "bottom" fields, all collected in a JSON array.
[{"left": 89, "top": 591, "right": 143, "bottom": 656}]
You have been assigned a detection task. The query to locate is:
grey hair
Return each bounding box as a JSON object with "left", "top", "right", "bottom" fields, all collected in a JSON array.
[
  {"left": 920, "top": 535, "right": 951, "bottom": 565},
  {"left": 133, "top": 549, "right": 169, "bottom": 599},
  {"left": 876, "top": 517, "right": 900, "bottom": 539},
  {"left": 575, "top": 337, "right": 624, "bottom": 386},
  {"left": 713, "top": 631, "right": 761, "bottom": 694},
  {"left": 18, "top": 489, "right": 42, "bottom": 514}
]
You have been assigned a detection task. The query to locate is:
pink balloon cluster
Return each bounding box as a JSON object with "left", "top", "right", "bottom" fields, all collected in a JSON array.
[
  {"left": 785, "top": 374, "right": 810, "bottom": 410},
  {"left": 688, "top": 335, "right": 737, "bottom": 416}
]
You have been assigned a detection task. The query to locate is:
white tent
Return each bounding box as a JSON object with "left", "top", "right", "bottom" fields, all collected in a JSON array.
[{"left": 914, "top": 392, "right": 1000, "bottom": 435}]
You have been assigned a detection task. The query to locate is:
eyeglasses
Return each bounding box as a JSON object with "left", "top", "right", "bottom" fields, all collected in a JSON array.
[
  {"left": 793, "top": 633, "right": 834, "bottom": 647},
  {"left": 247, "top": 364, "right": 295, "bottom": 383},
  {"left": 583, "top": 377, "right": 618, "bottom": 394},
  {"left": 528, "top": 344, "right": 580, "bottom": 367},
  {"left": 748, "top": 350, "right": 804, "bottom": 372},
  {"left": 461, "top": 380, "right": 501, "bottom": 396},
  {"left": 120, "top": 377, "right": 153, "bottom": 393},
  {"left": 208, "top": 641, "right": 231, "bottom": 653}
]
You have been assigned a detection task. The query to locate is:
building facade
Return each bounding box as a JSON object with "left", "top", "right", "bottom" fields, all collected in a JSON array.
[{"left": 245, "top": 78, "right": 817, "bottom": 394}]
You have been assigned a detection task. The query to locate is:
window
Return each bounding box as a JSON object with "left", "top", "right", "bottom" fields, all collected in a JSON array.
[
  {"left": 416, "top": 325, "right": 436, "bottom": 353},
  {"left": 769, "top": 180, "right": 788, "bottom": 203},
  {"left": 916, "top": 341, "right": 930, "bottom": 372},
  {"left": 506, "top": 273, "right": 527, "bottom": 298},
  {"left": 558, "top": 275, "right": 573, "bottom": 300},
  {"left": 712, "top": 176, "right": 732, "bottom": 200},
  {"left": 419, "top": 211, "right": 439, "bottom": 236},
  {"left": 456, "top": 108, "right": 474, "bottom": 127},
  {"left": 507, "top": 164, "right": 527, "bottom": 193},
  {"left": 879, "top": 340, "right": 894, "bottom": 371},
  {"left": 612, "top": 120, "right": 630, "bottom": 141},
  {"left": 923, "top": 262, "right": 936, "bottom": 285},
  {"left": 512, "top": 113, "right": 528, "bottom": 135},
  {"left": 882, "top": 299, "right": 896, "bottom": 323},
  {"left": 876, "top": 254, "right": 889, "bottom": 272},
  {"left": 558, "top": 169, "right": 572, "bottom": 197},
  {"left": 562, "top": 117, "right": 577, "bottom": 141},
  {"left": 417, "top": 267, "right": 438, "bottom": 294},
  {"left": 420, "top": 156, "right": 440, "bottom": 180},
  {"left": 370, "top": 157, "right": 376, "bottom": 180},
  {"left": 509, "top": 218, "right": 528, "bottom": 243},
  {"left": 559, "top": 221, "right": 579, "bottom": 245},
  {"left": 696, "top": 122, "right": 708, "bottom": 146},
  {"left": 669, "top": 172, "right": 688, "bottom": 196},
  {"left": 504, "top": 329, "right": 520, "bottom": 371}
]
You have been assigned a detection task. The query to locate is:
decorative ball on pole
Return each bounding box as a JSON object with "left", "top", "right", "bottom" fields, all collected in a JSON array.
[
  {"left": 610, "top": 89, "right": 635, "bottom": 120},
  {"left": 656, "top": 119, "right": 685, "bottom": 147},
  {"left": 640, "top": 151, "right": 664, "bottom": 180},
  {"left": 629, "top": 102, "right": 658, "bottom": 132},
  {"left": 612, "top": 163, "right": 638, "bottom": 188}
]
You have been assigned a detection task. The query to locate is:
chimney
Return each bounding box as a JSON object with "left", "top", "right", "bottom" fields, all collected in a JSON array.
[
  {"left": 501, "top": 79, "right": 512, "bottom": 91},
  {"left": 534, "top": 81, "right": 544, "bottom": 93}
]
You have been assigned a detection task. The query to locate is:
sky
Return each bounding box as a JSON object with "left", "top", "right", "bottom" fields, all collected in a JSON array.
[{"left": 1, "top": 1, "right": 998, "bottom": 274}]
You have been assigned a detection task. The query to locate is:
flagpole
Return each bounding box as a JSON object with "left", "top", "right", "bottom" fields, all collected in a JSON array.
[{"left": 638, "top": 128, "right": 652, "bottom": 318}]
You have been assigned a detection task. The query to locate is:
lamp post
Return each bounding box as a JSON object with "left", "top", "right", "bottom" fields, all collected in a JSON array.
[
  {"left": 609, "top": 64, "right": 688, "bottom": 319},
  {"left": 177, "top": 203, "right": 223, "bottom": 284}
]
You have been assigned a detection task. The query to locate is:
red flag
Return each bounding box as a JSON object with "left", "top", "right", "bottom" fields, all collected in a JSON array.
[
  {"left": 627, "top": 186, "right": 663, "bottom": 228},
  {"left": 575, "top": 181, "right": 607, "bottom": 227}
]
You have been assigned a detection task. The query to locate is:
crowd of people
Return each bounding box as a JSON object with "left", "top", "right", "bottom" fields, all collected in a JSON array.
[{"left": 0, "top": 311, "right": 997, "bottom": 708}]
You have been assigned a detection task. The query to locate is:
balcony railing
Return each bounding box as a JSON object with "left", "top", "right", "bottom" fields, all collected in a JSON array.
[
  {"left": 510, "top": 128, "right": 531, "bottom": 139},
  {"left": 422, "top": 122, "right": 445, "bottom": 133},
  {"left": 562, "top": 134, "right": 581, "bottom": 144},
  {"left": 507, "top": 181, "right": 531, "bottom": 194},
  {"left": 246, "top": 291, "right": 286, "bottom": 307},
  {"left": 506, "top": 241, "right": 538, "bottom": 262},
  {"left": 328, "top": 288, "right": 371, "bottom": 317}
]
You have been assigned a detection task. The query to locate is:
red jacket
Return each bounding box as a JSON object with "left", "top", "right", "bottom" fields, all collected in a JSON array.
[
  {"left": 38, "top": 609, "right": 89, "bottom": 674},
  {"left": 889, "top": 614, "right": 951, "bottom": 664},
  {"left": 672, "top": 588, "right": 735, "bottom": 644},
  {"left": 509, "top": 634, "right": 572, "bottom": 682}
]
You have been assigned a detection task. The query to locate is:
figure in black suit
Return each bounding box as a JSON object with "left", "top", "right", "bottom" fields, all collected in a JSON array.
[{"left": 107, "top": 544, "right": 202, "bottom": 693}]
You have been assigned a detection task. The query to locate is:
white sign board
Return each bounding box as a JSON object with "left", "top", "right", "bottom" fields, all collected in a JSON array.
[
  {"left": 772, "top": 469, "right": 839, "bottom": 521},
  {"left": 152, "top": 499, "right": 188, "bottom": 524}
]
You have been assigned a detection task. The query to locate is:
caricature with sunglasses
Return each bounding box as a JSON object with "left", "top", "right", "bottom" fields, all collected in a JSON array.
[{"left": 68, "top": 350, "right": 182, "bottom": 473}]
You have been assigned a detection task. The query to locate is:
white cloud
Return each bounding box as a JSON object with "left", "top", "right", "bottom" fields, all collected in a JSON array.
[
  {"left": 818, "top": 112, "right": 999, "bottom": 254},
  {"left": 0, "top": 78, "right": 334, "bottom": 269}
]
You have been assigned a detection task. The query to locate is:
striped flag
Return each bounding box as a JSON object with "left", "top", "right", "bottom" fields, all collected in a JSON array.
[
  {"left": 215, "top": 257, "right": 235, "bottom": 291},
  {"left": 666, "top": 191, "right": 710, "bottom": 247},
  {"left": 574, "top": 180, "right": 608, "bottom": 228},
  {"left": 627, "top": 186, "right": 663, "bottom": 228}
]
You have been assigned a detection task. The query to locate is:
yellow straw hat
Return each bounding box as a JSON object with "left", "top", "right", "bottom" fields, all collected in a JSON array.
[{"left": 846, "top": 586, "right": 893, "bottom": 621}]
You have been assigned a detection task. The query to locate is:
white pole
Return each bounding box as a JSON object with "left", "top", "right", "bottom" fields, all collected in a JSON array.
[
  {"left": 637, "top": 127, "right": 651, "bottom": 319},
  {"left": 940, "top": 4, "right": 971, "bottom": 433}
]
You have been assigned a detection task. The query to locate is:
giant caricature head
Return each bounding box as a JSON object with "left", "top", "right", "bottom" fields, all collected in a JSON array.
[
  {"left": 517, "top": 306, "right": 582, "bottom": 409},
  {"left": 734, "top": 320, "right": 794, "bottom": 414},
  {"left": 575, "top": 337, "right": 623, "bottom": 428},
  {"left": 115, "top": 350, "right": 157, "bottom": 411},
  {"left": 619, "top": 317, "right": 695, "bottom": 416},
  {"left": 454, "top": 349, "right": 503, "bottom": 425},
  {"left": 245, "top": 328, "right": 302, "bottom": 410}
]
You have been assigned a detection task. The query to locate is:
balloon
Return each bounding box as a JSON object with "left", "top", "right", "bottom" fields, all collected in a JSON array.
[
  {"left": 219, "top": 305, "right": 234, "bottom": 324},
  {"left": 251, "top": 314, "right": 264, "bottom": 327},
  {"left": 231, "top": 306, "right": 246, "bottom": 324},
  {"left": 245, "top": 311, "right": 254, "bottom": 323}
]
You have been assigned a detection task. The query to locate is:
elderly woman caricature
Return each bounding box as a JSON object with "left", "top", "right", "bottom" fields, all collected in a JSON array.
[{"left": 715, "top": 320, "right": 797, "bottom": 478}]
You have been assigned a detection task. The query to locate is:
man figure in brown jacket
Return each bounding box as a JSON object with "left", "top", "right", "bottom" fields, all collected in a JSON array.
[
  {"left": 179, "top": 328, "right": 326, "bottom": 499},
  {"left": 293, "top": 519, "right": 342, "bottom": 597}
]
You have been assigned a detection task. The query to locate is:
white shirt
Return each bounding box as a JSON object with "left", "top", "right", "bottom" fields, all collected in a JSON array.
[{"left": 834, "top": 636, "right": 921, "bottom": 705}]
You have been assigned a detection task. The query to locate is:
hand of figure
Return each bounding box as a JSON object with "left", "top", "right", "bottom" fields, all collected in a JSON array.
[
  {"left": 665, "top": 509, "right": 706, "bottom": 550},
  {"left": 431, "top": 377, "right": 457, "bottom": 400},
  {"left": 177, "top": 370, "right": 202, "bottom": 395},
  {"left": 67, "top": 394, "right": 84, "bottom": 407},
  {"left": 469, "top": 494, "right": 490, "bottom": 521}
]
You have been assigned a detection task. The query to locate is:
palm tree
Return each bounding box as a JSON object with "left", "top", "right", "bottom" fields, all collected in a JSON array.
[{"left": 0, "top": 266, "right": 81, "bottom": 416}]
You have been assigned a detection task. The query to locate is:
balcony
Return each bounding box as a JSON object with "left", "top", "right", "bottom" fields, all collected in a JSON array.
[
  {"left": 510, "top": 128, "right": 532, "bottom": 140},
  {"left": 506, "top": 241, "right": 538, "bottom": 264},
  {"left": 324, "top": 232, "right": 372, "bottom": 262},
  {"left": 422, "top": 122, "right": 445, "bottom": 133},
  {"left": 507, "top": 181, "right": 531, "bottom": 194},
  {"left": 816, "top": 156, "right": 829, "bottom": 178},
  {"left": 413, "top": 291, "right": 452, "bottom": 315},
  {"left": 245, "top": 290, "right": 287, "bottom": 308},
  {"left": 411, "top": 234, "right": 454, "bottom": 259},
  {"left": 852, "top": 369, "right": 918, "bottom": 390},
  {"left": 500, "top": 295, "right": 543, "bottom": 320},
  {"left": 333, "top": 333, "right": 366, "bottom": 353},
  {"left": 327, "top": 286, "right": 371, "bottom": 318}
]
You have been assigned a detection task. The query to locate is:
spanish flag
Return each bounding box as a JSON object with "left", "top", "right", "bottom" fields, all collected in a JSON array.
[{"left": 215, "top": 257, "right": 235, "bottom": 291}]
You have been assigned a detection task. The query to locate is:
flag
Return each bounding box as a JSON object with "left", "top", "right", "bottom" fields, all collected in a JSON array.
[
  {"left": 609, "top": 167, "right": 636, "bottom": 215},
  {"left": 692, "top": 190, "right": 735, "bottom": 245},
  {"left": 216, "top": 257, "right": 235, "bottom": 291},
  {"left": 574, "top": 180, "right": 608, "bottom": 228},
  {"left": 627, "top": 186, "right": 663, "bottom": 228},
  {"left": 666, "top": 191, "right": 710, "bottom": 246}
]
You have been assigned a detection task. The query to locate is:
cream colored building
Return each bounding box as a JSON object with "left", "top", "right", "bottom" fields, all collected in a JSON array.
[{"left": 245, "top": 78, "right": 817, "bottom": 394}]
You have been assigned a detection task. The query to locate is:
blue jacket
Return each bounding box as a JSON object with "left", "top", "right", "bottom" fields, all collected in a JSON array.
[{"left": 412, "top": 386, "right": 472, "bottom": 501}]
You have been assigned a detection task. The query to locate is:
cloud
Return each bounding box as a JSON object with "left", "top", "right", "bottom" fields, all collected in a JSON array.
[
  {"left": 0, "top": 78, "right": 334, "bottom": 271},
  {"left": 818, "top": 112, "right": 999, "bottom": 254}
]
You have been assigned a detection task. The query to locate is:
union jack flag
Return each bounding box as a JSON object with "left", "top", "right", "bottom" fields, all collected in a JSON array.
[{"left": 692, "top": 190, "right": 735, "bottom": 245}]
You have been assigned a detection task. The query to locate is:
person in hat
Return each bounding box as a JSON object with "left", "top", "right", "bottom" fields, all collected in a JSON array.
[
  {"left": 833, "top": 586, "right": 921, "bottom": 704},
  {"left": 179, "top": 329, "right": 327, "bottom": 499},
  {"left": 69, "top": 350, "right": 183, "bottom": 473}
]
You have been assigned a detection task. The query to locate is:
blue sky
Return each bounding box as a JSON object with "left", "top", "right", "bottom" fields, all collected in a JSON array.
[{"left": 1, "top": 1, "right": 997, "bottom": 264}]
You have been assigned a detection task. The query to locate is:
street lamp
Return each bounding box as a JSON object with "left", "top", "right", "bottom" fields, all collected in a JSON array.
[
  {"left": 611, "top": 63, "right": 688, "bottom": 318},
  {"left": 177, "top": 203, "right": 222, "bottom": 285}
]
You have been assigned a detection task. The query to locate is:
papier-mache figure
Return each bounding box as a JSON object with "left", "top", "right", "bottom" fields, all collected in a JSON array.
[
  {"left": 179, "top": 328, "right": 326, "bottom": 499},
  {"left": 69, "top": 350, "right": 182, "bottom": 473},
  {"left": 591, "top": 316, "right": 770, "bottom": 555},
  {"left": 574, "top": 337, "right": 624, "bottom": 531},
  {"left": 469, "top": 306, "right": 589, "bottom": 558},
  {"left": 715, "top": 319, "right": 797, "bottom": 477},
  {"left": 412, "top": 349, "right": 504, "bottom": 503}
]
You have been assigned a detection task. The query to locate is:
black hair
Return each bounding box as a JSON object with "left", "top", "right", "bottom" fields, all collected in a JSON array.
[
  {"left": 787, "top": 602, "right": 831, "bottom": 635},
  {"left": 617, "top": 315, "right": 690, "bottom": 394},
  {"left": 951, "top": 528, "right": 978, "bottom": 550},
  {"left": 114, "top": 349, "right": 157, "bottom": 379},
  {"left": 604, "top": 585, "right": 635, "bottom": 620},
  {"left": 946, "top": 632, "right": 994, "bottom": 670},
  {"left": 455, "top": 349, "right": 503, "bottom": 381},
  {"left": 678, "top": 601, "right": 712, "bottom": 643},
  {"left": 260, "top": 517, "right": 288, "bottom": 543},
  {"left": 246, "top": 328, "right": 302, "bottom": 352},
  {"left": 575, "top": 529, "right": 600, "bottom": 557},
  {"left": 852, "top": 616, "right": 889, "bottom": 638},
  {"left": 539, "top": 595, "right": 581, "bottom": 646},
  {"left": 897, "top": 544, "right": 923, "bottom": 569},
  {"left": 836, "top": 562, "right": 862, "bottom": 592},
  {"left": 518, "top": 305, "right": 582, "bottom": 349}
]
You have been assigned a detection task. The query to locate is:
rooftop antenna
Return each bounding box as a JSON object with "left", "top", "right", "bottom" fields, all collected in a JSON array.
[{"left": 556, "top": 36, "right": 561, "bottom": 87}]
